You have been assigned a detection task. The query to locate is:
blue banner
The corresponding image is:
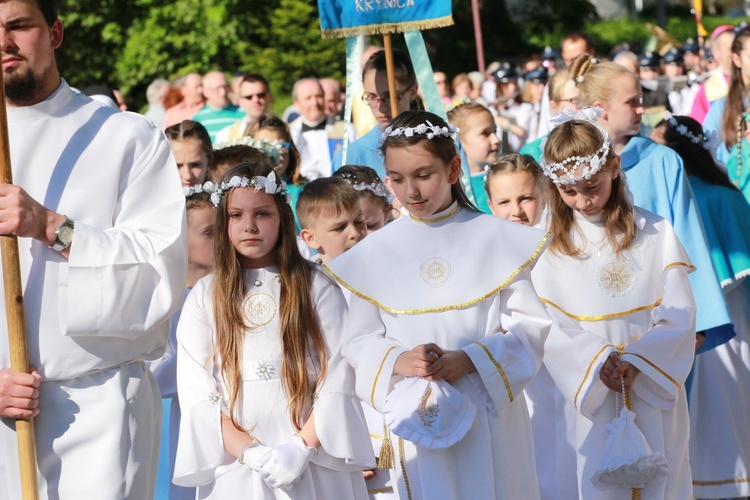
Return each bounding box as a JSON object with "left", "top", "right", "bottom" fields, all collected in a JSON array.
[{"left": 319, "top": 0, "right": 453, "bottom": 39}]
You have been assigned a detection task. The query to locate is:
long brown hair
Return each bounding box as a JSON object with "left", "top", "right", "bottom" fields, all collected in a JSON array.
[
  {"left": 722, "top": 27, "right": 750, "bottom": 148},
  {"left": 543, "top": 121, "right": 636, "bottom": 257},
  {"left": 212, "top": 162, "right": 328, "bottom": 431}
]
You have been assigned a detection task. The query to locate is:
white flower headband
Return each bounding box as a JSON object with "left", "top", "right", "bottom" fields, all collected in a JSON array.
[
  {"left": 210, "top": 173, "right": 288, "bottom": 207},
  {"left": 662, "top": 111, "right": 721, "bottom": 152},
  {"left": 338, "top": 173, "right": 390, "bottom": 199},
  {"left": 382, "top": 120, "right": 459, "bottom": 142},
  {"left": 183, "top": 182, "right": 216, "bottom": 198},
  {"left": 213, "top": 137, "right": 282, "bottom": 166},
  {"left": 540, "top": 107, "right": 611, "bottom": 185}
]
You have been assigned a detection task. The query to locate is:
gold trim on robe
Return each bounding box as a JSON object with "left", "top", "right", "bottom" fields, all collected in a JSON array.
[
  {"left": 574, "top": 345, "right": 613, "bottom": 409},
  {"left": 475, "top": 341, "right": 514, "bottom": 402},
  {"left": 622, "top": 352, "right": 681, "bottom": 390},
  {"left": 398, "top": 437, "right": 413, "bottom": 500},
  {"left": 371, "top": 346, "right": 398, "bottom": 407},
  {"left": 692, "top": 476, "right": 750, "bottom": 486},
  {"left": 409, "top": 203, "right": 460, "bottom": 224},
  {"left": 323, "top": 232, "right": 551, "bottom": 315},
  {"left": 540, "top": 298, "right": 664, "bottom": 322}
]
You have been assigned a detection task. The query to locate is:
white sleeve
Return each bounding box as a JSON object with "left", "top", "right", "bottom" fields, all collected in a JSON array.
[
  {"left": 460, "top": 270, "right": 552, "bottom": 412},
  {"left": 621, "top": 267, "right": 696, "bottom": 409},
  {"left": 65, "top": 126, "right": 187, "bottom": 339},
  {"left": 341, "top": 294, "right": 408, "bottom": 412},
  {"left": 311, "top": 277, "right": 376, "bottom": 470},
  {"left": 173, "top": 280, "right": 226, "bottom": 487},
  {"left": 542, "top": 313, "right": 617, "bottom": 420}
]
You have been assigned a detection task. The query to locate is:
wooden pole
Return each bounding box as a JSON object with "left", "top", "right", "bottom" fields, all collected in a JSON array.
[
  {"left": 0, "top": 70, "right": 39, "bottom": 499},
  {"left": 471, "top": 0, "right": 485, "bottom": 74},
  {"left": 692, "top": 0, "right": 708, "bottom": 74},
  {"left": 383, "top": 34, "right": 400, "bottom": 119}
]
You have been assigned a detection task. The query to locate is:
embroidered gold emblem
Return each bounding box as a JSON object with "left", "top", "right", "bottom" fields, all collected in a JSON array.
[
  {"left": 415, "top": 386, "right": 439, "bottom": 427},
  {"left": 419, "top": 257, "right": 452, "bottom": 287},
  {"left": 598, "top": 260, "right": 636, "bottom": 296},
  {"left": 244, "top": 293, "right": 276, "bottom": 326}
]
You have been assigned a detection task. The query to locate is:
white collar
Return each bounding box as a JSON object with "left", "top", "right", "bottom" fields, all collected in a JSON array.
[{"left": 407, "top": 200, "right": 460, "bottom": 226}]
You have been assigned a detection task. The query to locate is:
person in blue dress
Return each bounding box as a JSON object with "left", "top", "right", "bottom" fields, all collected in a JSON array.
[{"left": 652, "top": 114, "right": 750, "bottom": 500}]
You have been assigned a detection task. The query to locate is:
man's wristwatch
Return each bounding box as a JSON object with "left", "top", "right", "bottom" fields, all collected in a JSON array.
[{"left": 50, "top": 216, "right": 74, "bottom": 252}]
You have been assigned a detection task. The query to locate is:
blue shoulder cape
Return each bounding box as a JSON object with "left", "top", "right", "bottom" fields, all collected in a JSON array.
[
  {"left": 620, "top": 136, "right": 734, "bottom": 352},
  {"left": 689, "top": 176, "right": 750, "bottom": 288}
]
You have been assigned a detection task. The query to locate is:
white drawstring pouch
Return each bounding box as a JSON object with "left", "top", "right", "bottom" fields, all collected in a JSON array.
[
  {"left": 382, "top": 377, "right": 476, "bottom": 449},
  {"left": 591, "top": 380, "right": 669, "bottom": 490}
]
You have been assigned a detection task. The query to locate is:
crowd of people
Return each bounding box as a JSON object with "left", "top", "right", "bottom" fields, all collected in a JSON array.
[{"left": 0, "top": 0, "right": 749, "bottom": 499}]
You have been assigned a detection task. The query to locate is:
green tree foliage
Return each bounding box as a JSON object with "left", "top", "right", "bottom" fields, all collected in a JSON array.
[
  {"left": 116, "top": 0, "right": 256, "bottom": 99},
  {"left": 243, "top": 0, "right": 346, "bottom": 101},
  {"left": 57, "top": 0, "right": 146, "bottom": 88}
]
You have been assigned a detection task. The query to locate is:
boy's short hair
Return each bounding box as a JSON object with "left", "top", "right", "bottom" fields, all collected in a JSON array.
[{"left": 297, "top": 177, "right": 360, "bottom": 230}]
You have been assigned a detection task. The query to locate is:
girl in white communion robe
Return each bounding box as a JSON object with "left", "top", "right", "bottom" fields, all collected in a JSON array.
[
  {"left": 326, "top": 111, "right": 554, "bottom": 500},
  {"left": 173, "top": 162, "right": 374, "bottom": 499},
  {"left": 531, "top": 109, "right": 696, "bottom": 500}
]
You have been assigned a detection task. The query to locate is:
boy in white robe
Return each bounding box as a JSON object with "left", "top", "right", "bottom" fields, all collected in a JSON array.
[
  {"left": 0, "top": 1, "right": 187, "bottom": 498},
  {"left": 299, "top": 176, "right": 397, "bottom": 499}
]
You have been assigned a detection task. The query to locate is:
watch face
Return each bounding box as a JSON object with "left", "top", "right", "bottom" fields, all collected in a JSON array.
[{"left": 58, "top": 225, "right": 74, "bottom": 244}]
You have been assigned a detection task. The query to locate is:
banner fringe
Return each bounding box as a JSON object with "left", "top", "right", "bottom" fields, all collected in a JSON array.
[{"left": 321, "top": 15, "right": 454, "bottom": 39}]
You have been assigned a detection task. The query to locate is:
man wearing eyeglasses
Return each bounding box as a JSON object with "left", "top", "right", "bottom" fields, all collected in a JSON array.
[{"left": 215, "top": 74, "right": 273, "bottom": 144}]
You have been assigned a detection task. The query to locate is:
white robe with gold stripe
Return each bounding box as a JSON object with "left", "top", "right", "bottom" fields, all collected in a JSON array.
[
  {"left": 326, "top": 202, "right": 553, "bottom": 500},
  {"left": 531, "top": 207, "right": 696, "bottom": 500}
]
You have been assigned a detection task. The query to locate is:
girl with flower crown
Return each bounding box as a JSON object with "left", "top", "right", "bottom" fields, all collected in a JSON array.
[
  {"left": 333, "top": 164, "right": 392, "bottom": 234},
  {"left": 326, "top": 110, "right": 553, "bottom": 499},
  {"left": 532, "top": 110, "right": 696, "bottom": 499},
  {"left": 172, "top": 161, "right": 373, "bottom": 498},
  {"left": 651, "top": 114, "right": 750, "bottom": 500},
  {"left": 573, "top": 54, "right": 734, "bottom": 353}
]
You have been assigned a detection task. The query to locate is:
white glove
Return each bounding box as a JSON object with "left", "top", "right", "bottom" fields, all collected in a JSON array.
[
  {"left": 259, "top": 435, "right": 317, "bottom": 490},
  {"left": 238, "top": 441, "right": 272, "bottom": 471}
]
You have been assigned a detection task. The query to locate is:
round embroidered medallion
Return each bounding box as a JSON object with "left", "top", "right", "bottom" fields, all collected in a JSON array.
[
  {"left": 244, "top": 293, "right": 277, "bottom": 326},
  {"left": 597, "top": 260, "right": 637, "bottom": 296},
  {"left": 419, "top": 257, "right": 452, "bottom": 287}
]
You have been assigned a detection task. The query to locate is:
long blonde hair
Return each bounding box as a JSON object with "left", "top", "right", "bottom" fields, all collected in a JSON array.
[
  {"left": 543, "top": 121, "right": 635, "bottom": 257},
  {"left": 213, "top": 162, "right": 328, "bottom": 431}
]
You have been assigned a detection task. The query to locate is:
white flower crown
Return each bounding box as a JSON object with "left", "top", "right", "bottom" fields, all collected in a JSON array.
[
  {"left": 662, "top": 111, "right": 721, "bottom": 152},
  {"left": 382, "top": 120, "right": 459, "bottom": 142},
  {"left": 338, "top": 173, "right": 390, "bottom": 199},
  {"left": 541, "top": 107, "right": 611, "bottom": 185},
  {"left": 183, "top": 182, "right": 216, "bottom": 198},
  {"left": 213, "top": 137, "right": 282, "bottom": 166},
  {"left": 210, "top": 173, "right": 288, "bottom": 207}
]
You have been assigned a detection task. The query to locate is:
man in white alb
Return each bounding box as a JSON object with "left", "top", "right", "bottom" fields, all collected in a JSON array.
[{"left": 0, "top": 0, "right": 187, "bottom": 498}]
